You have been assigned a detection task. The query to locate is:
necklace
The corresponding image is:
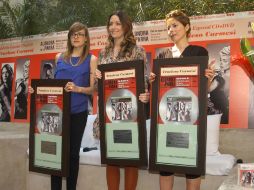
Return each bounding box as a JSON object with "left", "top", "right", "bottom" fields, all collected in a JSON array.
[{"left": 69, "top": 57, "right": 80, "bottom": 66}]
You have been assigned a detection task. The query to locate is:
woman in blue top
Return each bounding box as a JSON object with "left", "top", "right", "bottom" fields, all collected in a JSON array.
[{"left": 52, "top": 22, "right": 97, "bottom": 190}]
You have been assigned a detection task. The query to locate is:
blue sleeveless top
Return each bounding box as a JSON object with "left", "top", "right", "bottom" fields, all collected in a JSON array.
[{"left": 55, "top": 54, "right": 91, "bottom": 114}]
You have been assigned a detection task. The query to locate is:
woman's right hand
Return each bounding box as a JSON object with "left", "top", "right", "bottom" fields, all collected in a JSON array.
[
  {"left": 95, "top": 69, "right": 102, "bottom": 79},
  {"left": 28, "top": 86, "right": 34, "bottom": 94},
  {"left": 149, "top": 72, "right": 156, "bottom": 83}
]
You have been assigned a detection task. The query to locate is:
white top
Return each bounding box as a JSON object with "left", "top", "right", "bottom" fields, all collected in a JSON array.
[{"left": 171, "top": 45, "right": 181, "bottom": 58}]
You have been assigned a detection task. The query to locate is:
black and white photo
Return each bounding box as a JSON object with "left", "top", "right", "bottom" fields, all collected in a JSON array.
[
  {"left": 0, "top": 63, "right": 14, "bottom": 121},
  {"left": 111, "top": 97, "right": 132, "bottom": 121},
  {"left": 14, "top": 59, "right": 30, "bottom": 119},
  {"left": 40, "top": 60, "right": 55, "bottom": 79},
  {"left": 207, "top": 43, "right": 230, "bottom": 124}
]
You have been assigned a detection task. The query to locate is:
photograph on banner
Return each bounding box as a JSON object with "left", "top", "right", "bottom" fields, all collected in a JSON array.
[
  {"left": 0, "top": 63, "right": 14, "bottom": 122},
  {"left": 40, "top": 59, "right": 55, "bottom": 79},
  {"left": 156, "top": 47, "right": 172, "bottom": 59},
  {"left": 149, "top": 57, "right": 208, "bottom": 175},
  {"left": 98, "top": 60, "right": 147, "bottom": 166},
  {"left": 207, "top": 43, "right": 230, "bottom": 124},
  {"left": 14, "top": 58, "right": 30, "bottom": 120},
  {"left": 29, "top": 79, "right": 70, "bottom": 176}
]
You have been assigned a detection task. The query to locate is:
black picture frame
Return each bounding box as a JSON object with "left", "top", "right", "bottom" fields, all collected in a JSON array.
[
  {"left": 98, "top": 60, "right": 147, "bottom": 167},
  {"left": 149, "top": 56, "right": 208, "bottom": 175},
  {"left": 29, "top": 79, "right": 71, "bottom": 176}
]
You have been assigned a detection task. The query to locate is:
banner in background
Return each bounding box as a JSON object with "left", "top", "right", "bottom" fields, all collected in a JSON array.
[{"left": 0, "top": 11, "right": 254, "bottom": 128}]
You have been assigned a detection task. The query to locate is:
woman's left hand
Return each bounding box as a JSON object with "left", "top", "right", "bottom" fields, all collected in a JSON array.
[
  {"left": 139, "top": 89, "right": 150, "bottom": 103},
  {"left": 65, "top": 82, "right": 78, "bottom": 92}
]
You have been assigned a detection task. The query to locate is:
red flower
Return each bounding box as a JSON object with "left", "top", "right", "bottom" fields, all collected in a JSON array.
[
  {"left": 232, "top": 54, "right": 254, "bottom": 79},
  {"left": 232, "top": 38, "right": 254, "bottom": 80}
]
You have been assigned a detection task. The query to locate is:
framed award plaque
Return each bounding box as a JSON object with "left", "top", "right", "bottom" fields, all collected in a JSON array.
[
  {"left": 29, "top": 79, "right": 71, "bottom": 176},
  {"left": 149, "top": 56, "right": 208, "bottom": 175},
  {"left": 98, "top": 60, "right": 147, "bottom": 166}
]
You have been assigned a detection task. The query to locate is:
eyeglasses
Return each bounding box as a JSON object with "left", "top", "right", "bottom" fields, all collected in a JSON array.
[{"left": 71, "top": 32, "right": 86, "bottom": 38}]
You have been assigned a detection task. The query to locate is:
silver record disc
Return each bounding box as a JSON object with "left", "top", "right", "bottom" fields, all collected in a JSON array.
[
  {"left": 159, "top": 87, "right": 199, "bottom": 124},
  {"left": 36, "top": 104, "right": 63, "bottom": 135},
  {"left": 106, "top": 89, "right": 137, "bottom": 123}
]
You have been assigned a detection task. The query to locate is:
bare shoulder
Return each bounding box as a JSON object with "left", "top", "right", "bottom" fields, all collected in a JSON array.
[
  {"left": 55, "top": 52, "right": 62, "bottom": 60},
  {"left": 90, "top": 54, "right": 98, "bottom": 62},
  {"left": 55, "top": 52, "right": 63, "bottom": 64},
  {"left": 90, "top": 54, "right": 98, "bottom": 69}
]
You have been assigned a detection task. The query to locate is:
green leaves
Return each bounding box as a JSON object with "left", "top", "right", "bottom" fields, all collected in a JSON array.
[
  {"left": 0, "top": 18, "right": 13, "bottom": 38},
  {"left": 0, "top": 0, "right": 254, "bottom": 39}
]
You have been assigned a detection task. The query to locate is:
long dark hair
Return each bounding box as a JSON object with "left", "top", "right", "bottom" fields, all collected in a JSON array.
[
  {"left": 105, "top": 10, "right": 136, "bottom": 58},
  {"left": 1, "top": 64, "right": 13, "bottom": 88},
  {"left": 65, "top": 22, "right": 90, "bottom": 64}
]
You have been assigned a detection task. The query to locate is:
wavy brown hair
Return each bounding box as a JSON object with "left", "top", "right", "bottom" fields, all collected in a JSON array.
[
  {"left": 166, "top": 10, "right": 191, "bottom": 37},
  {"left": 64, "top": 22, "right": 90, "bottom": 64},
  {"left": 105, "top": 10, "right": 136, "bottom": 58}
]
